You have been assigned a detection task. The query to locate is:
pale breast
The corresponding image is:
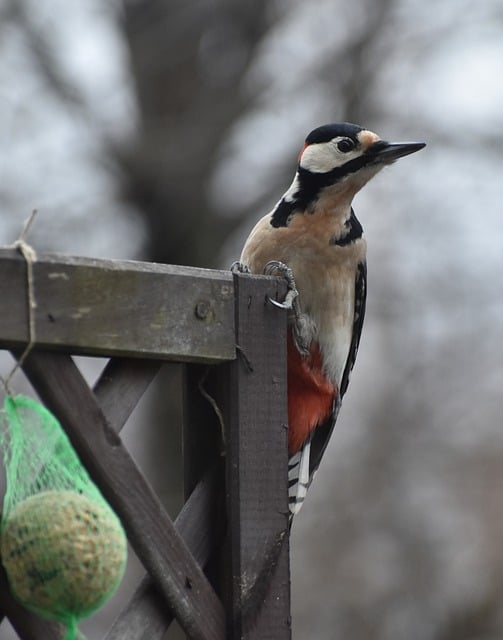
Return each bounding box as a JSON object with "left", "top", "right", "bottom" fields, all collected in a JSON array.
[{"left": 240, "top": 211, "right": 366, "bottom": 387}]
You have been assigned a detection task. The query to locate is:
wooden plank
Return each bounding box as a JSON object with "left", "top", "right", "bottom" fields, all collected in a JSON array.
[
  {"left": 106, "top": 363, "right": 226, "bottom": 640},
  {"left": 19, "top": 350, "right": 225, "bottom": 640},
  {"left": 92, "top": 357, "right": 162, "bottom": 433},
  {"left": 222, "top": 273, "right": 291, "bottom": 639},
  {"left": 0, "top": 249, "right": 235, "bottom": 362},
  {"left": 104, "top": 580, "right": 166, "bottom": 640},
  {"left": 105, "top": 464, "right": 220, "bottom": 640},
  {"left": 0, "top": 357, "right": 214, "bottom": 640}
]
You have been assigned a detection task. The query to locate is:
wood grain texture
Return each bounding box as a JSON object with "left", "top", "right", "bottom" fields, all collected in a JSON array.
[
  {"left": 0, "top": 253, "right": 293, "bottom": 639},
  {"left": 105, "top": 362, "right": 227, "bottom": 640},
  {"left": 222, "top": 272, "right": 291, "bottom": 640},
  {"left": 0, "top": 249, "right": 234, "bottom": 361},
  {"left": 104, "top": 464, "right": 220, "bottom": 640},
  {"left": 103, "top": 579, "right": 166, "bottom": 640},
  {"left": 19, "top": 350, "right": 225, "bottom": 640}
]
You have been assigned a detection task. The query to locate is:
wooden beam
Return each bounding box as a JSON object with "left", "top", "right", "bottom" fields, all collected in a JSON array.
[
  {"left": 0, "top": 249, "right": 235, "bottom": 362},
  {"left": 104, "top": 464, "right": 220, "bottom": 640},
  {"left": 103, "top": 363, "right": 226, "bottom": 640},
  {"left": 222, "top": 272, "right": 291, "bottom": 639},
  {"left": 19, "top": 351, "right": 225, "bottom": 640},
  {"left": 0, "top": 357, "right": 215, "bottom": 640},
  {"left": 92, "top": 357, "right": 162, "bottom": 433}
]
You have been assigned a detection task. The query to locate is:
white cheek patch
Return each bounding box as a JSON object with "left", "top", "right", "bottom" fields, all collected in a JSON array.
[
  {"left": 299, "top": 140, "right": 361, "bottom": 173},
  {"left": 300, "top": 142, "right": 338, "bottom": 173}
]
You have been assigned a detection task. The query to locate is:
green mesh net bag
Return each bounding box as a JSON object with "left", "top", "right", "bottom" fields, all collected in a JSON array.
[{"left": 0, "top": 394, "right": 127, "bottom": 639}]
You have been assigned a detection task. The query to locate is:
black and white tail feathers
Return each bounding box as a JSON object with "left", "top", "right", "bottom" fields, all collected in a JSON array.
[
  {"left": 287, "top": 397, "right": 342, "bottom": 519},
  {"left": 288, "top": 439, "right": 312, "bottom": 516}
]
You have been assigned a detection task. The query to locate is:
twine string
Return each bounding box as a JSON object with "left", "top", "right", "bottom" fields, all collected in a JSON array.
[{"left": 1, "top": 211, "right": 38, "bottom": 395}]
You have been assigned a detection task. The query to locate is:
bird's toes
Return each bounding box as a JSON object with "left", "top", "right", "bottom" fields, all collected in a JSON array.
[
  {"left": 230, "top": 261, "right": 250, "bottom": 274},
  {"left": 264, "top": 261, "right": 300, "bottom": 310}
]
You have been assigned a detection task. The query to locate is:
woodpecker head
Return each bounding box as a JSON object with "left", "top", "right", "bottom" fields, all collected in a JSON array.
[{"left": 271, "top": 122, "right": 425, "bottom": 227}]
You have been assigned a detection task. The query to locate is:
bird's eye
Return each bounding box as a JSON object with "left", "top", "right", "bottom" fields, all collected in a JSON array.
[{"left": 337, "top": 138, "right": 355, "bottom": 153}]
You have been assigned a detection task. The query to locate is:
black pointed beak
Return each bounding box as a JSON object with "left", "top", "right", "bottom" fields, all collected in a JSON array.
[{"left": 368, "top": 140, "right": 426, "bottom": 164}]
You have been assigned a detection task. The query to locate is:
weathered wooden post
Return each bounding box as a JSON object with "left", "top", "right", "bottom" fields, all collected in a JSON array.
[
  {"left": 0, "top": 250, "right": 291, "bottom": 640},
  {"left": 222, "top": 272, "right": 290, "bottom": 639}
]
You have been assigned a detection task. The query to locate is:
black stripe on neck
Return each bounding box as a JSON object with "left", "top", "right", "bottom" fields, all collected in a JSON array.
[
  {"left": 271, "top": 198, "right": 296, "bottom": 228},
  {"left": 330, "top": 208, "right": 363, "bottom": 246},
  {"left": 296, "top": 156, "right": 372, "bottom": 203},
  {"left": 270, "top": 153, "right": 376, "bottom": 228}
]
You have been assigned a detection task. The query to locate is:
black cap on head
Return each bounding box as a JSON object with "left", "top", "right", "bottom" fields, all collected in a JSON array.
[{"left": 305, "top": 123, "right": 364, "bottom": 144}]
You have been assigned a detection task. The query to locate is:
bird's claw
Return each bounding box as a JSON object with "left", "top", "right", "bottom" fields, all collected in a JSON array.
[
  {"left": 267, "top": 296, "right": 291, "bottom": 310},
  {"left": 264, "top": 261, "right": 311, "bottom": 357},
  {"left": 264, "top": 260, "right": 299, "bottom": 310},
  {"left": 231, "top": 261, "right": 250, "bottom": 274}
]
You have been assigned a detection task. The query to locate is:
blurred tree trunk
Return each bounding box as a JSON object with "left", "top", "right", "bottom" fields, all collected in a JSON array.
[
  {"left": 111, "top": 7, "right": 274, "bottom": 637},
  {"left": 116, "top": 0, "right": 273, "bottom": 267}
]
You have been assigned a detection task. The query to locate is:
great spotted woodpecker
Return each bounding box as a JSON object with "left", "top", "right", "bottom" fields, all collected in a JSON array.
[{"left": 236, "top": 123, "right": 425, "bottom": 517}]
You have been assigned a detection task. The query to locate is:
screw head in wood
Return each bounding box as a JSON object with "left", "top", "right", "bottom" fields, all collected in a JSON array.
[{"left": 194, "top": 300, "right": 211, "bottom": 320}]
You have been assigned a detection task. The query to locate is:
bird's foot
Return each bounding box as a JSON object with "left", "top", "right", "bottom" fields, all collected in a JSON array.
[
  {"left": 264, "top": 261, "right": 311, "bottom": 357},
  {"left": 264, "top": 260, "right": 299, "bottom": 310},
  {"left": 230, "top": 261, "right": 250, "bottom": 274}
]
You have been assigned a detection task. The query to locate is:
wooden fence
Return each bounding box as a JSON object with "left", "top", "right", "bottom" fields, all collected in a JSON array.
[{"left": 0, "top": 248, "right": 291, "bottom": 640}]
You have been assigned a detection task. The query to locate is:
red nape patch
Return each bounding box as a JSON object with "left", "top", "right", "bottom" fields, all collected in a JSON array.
[
  {"left": 297, "top": 142, "right": 308, "bottom": 163},
  {"left": 287, "top": 333, "right": 337, "bottom": 455}
]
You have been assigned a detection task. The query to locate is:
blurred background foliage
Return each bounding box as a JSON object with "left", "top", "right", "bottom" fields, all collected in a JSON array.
[{"left": 0, "top": 0, "right": 503, "bottom": 638}]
